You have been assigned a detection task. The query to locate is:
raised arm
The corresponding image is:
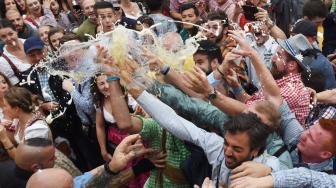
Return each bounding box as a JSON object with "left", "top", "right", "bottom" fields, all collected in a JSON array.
[{"left": 228, "top": 30, "right": 283, "bottom": 108}]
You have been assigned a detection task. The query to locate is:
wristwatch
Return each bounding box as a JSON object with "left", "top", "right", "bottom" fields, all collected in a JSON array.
[{"left": 208, "top": 88, "right": 217, "bottom": 100}]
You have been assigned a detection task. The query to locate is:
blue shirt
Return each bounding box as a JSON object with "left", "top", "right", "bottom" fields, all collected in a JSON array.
[{"left": 74, "top": 172, "right": 93, "bottom": 188}]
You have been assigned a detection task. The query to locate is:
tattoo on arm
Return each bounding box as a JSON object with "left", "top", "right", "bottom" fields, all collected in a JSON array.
[{"left": 84, "top": 168, "right": 134, "bottom": 188}]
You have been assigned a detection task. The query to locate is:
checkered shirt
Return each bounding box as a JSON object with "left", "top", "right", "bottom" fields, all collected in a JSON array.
[{"left": 246, "top": 73, "right": 311, "bottom": 127}]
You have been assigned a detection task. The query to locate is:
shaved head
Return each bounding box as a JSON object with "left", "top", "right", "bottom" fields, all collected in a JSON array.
[
  {"left": 26, "top": 168, "right": 74, "bottom": 188},
  {"left": 15, "top": 139, "right": 55, "bottom": 172}
]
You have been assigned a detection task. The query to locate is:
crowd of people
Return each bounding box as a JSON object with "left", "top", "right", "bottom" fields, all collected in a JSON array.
[{"left": 0, "top": 0, "right": 336, "bottom": 187}]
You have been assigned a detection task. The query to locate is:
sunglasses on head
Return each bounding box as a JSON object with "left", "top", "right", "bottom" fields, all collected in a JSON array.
[{"left": 114, "top": 6, "right": 121, "bottom": 11}]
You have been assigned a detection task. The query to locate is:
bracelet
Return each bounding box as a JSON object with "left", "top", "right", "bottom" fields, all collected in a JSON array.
[
  {"left": 216, "top": 67, "right": 225, "bottom": 78},
  {"left": 106, "top": 76, "right": 120, "bottom": 82},
  {"left": 5, "top": 145, "right": 15, "bottom": 151},
  {"left": 232, "top": 85, "right": 244, "bottom": 96},
  {"left": 160, "top": 65, "right": 170, "bottom": 76},
  {"left": 104, "top": 161, "right": 120, "bottom": 175}
]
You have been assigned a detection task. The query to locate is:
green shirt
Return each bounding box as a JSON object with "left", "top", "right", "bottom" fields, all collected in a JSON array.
[
  {"left": 75, "top": 19, "right": 96, "bottom": 41},
  {"left": 138, "top": 116, "right": 191, "bottom": 188}
]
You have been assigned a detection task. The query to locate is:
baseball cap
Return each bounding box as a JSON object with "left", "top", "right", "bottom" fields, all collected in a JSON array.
[{"left": 24, "top": 36, "right": 45, "bottom": 54}]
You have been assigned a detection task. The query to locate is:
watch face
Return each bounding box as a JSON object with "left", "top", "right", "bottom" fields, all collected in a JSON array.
[{"left": 208, "top": 93, "right": 217, "bottom": 100}]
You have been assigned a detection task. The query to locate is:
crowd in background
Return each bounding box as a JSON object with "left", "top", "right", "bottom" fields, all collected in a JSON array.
[{"left": 0, "top": 0, "right": 336, "bottom": 187}]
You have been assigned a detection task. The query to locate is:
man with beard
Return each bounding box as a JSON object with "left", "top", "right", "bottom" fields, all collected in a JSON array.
[
  {"left": 6, "top": 9, "right": 38, "bottom": 39},
  {"left": 203, "top": 10, "right": 229, "bottom": 47},
  {"left": 194, "top": 40, "right": 223, "bottom": 75},
  {"left": 21, "top": 36, "right": 98, "bottom": 171},
  {"left": 76, "top": 0, "right": 97, "bottom": 41},
  {"left": 229, "top": 34, "right": 312, "bottom": 128}
]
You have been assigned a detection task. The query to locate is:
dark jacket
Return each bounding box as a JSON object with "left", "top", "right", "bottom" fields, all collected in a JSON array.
[{"left": 21, "top": 66, "right": 82, "bottom": 138}]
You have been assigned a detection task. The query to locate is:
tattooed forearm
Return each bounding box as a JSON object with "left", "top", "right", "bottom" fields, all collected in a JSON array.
[{"left": 84, "top": 168, "right": 134, "bottom": 188}]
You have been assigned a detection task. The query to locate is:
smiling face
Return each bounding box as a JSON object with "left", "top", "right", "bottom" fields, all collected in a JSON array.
[
  {"left": 224, "top": 131, "right": 258, "bottom": 169},
  {"left": 96, "top": 75, "right": 110, "bottom": 97},
  {"left": 26, "top": 0, "right": 42, "bottom": 16},
  {"left": 0, "top": 27, "right": 19, "bottom": 47},
  {"left": 49, "top": 31, "right": 64, "bottom": 50},
  {"left": 50, "top": 0, "right": 60, "bottom": 15},
  {"left": 82, "top": 0, "right": 96, "bottom": 21},
  {"left": 5, "top": 0, "right": 17, "bottom": 11},
  {"left": 6, "top": 10, "right": 24, "bottom": 31},
  {"left": 204, "top": 20, "right": 225, "bottom": 43},
  {"left": 38, "top": 26, "right": 50, "bottom": 44}
]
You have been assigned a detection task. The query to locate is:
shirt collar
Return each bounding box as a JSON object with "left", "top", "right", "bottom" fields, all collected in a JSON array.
[{"left": 276, "top": 73, "right": 302, "bottom": 85}]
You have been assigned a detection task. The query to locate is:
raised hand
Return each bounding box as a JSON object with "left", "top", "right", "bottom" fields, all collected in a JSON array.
[
  {"left": 96, "top": 45, "right": 120, "bottom": 76},
  {"left": 183, "top": 66, "right": 213, "bottom": 98},
  {"left": 230, "top": 161, "right": 272, "bottom": 181},
  {"left": 225, "top": 68, "right": 240, "bottom": 88},
  {"left": 109, "top": 134, "right": 154, "bottom": 172}
]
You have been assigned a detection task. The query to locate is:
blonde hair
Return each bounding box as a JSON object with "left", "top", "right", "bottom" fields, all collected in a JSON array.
[{"left": 254, "top": 100, "right": 281, "bottom": 130}]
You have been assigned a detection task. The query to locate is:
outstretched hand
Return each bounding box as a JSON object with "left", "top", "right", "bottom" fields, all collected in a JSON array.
[
  {"left": 183, "top": 66, "right": 213, "bottom": 99},
  {"left": 227, "top": 30, "right": 257, "bottom": 58},
  {"left": 109, "top": 134, "right": 154, "bottom": 172},
  {"left": 96, "top": 45, "right": 120, "bottom": 77}
]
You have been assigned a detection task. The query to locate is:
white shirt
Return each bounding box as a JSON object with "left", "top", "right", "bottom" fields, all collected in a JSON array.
[
  {"left": 137, "top": 91, "right": 281, "bottom": 185},
  {"left": 0, "top": 39, "right": 31, "bottom": 85},
  {"left": 245, "top": 35, "right": 278, "bottom": 88},
  {"left": 14, "top": 120, "right": 51, "bottom": 144}
]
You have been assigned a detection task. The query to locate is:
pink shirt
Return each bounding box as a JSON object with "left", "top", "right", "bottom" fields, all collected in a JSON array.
[{"left": 209, "top": 0, "right": 236, "bottom": 19}]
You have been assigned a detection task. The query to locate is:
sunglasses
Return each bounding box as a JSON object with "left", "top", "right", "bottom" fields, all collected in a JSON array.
[{"left": 114, "top": 6, "right": 121, "bottom": 11}]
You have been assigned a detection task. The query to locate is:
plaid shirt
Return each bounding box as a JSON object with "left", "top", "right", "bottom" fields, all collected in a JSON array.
[
  {"left": 246, "top": 73, "right": 310, "bottom": 128},
  {"left": 306, "top": 104, "right": 336, "bottom": 128},
  {"left": 37, "top": 68, "right": 56, "bottom": 102}
]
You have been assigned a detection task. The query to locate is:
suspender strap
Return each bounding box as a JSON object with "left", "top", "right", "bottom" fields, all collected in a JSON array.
[
  {"left": 273, "top": 145, "right": 288, "bottom": 157},
  {"left": 156, "top": 129, "right": 167, "bottom": 188},
  {"left": 2, "top": 53, "right": 22, "bottom": 78}
]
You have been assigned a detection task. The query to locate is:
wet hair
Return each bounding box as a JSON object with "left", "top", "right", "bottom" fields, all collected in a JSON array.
[
  {"left": 47, "top": 27, "right": 65, "bottom": 51},
  {"left": 0, "top": 19, "right": 16, "bottom": 31},
  {"left": 303, "top": 0, "right": 328, "bottom": 19},
  {"left": 196, "top": 40, "right": 223, "bottom": 64},
  {"left": 180, "top": 2, "right": 199, "bottom": 16},
  {"left": 207, "top": 10, "right": 229, "bottom": 27},
  {"left": 0, "top": 72, "right": 11, "bottom": 87},
  {"left": 137, "top": 15, "right": 154, "bottom": 27},
  {"left": 223, "top": 113, "right": 272, "bottom": 155},
  {"left": 4, "top": 87, "right": 33, "bottom": 113},
  {"left": 59, "top": 32, "right": 82, "bottom": 45}
]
